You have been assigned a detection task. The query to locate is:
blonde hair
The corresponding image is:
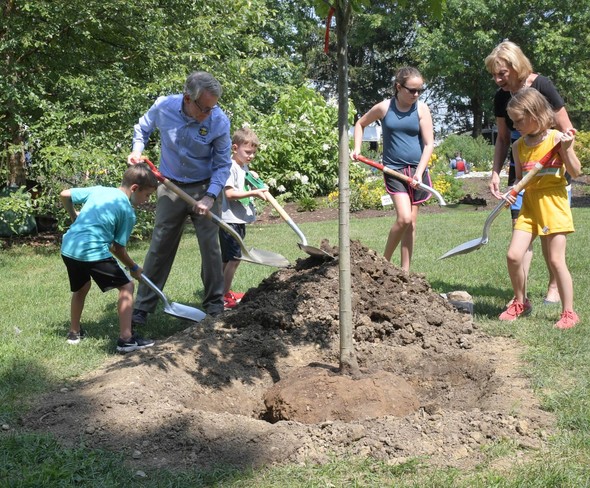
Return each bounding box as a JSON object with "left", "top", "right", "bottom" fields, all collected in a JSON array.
[
  {"left": 484, "top": 41, "right": 533, "bottom": 83},
  {"left": 507, "top": 88, "right": 555, "bottom": 133},
  {"left": 232, "top": 127, "right": 259, "bottom": 147}
]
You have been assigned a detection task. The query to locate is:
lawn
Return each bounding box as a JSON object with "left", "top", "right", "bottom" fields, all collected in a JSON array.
[{"left": 1, "top": 205, "right": 590, "bottom": 487}]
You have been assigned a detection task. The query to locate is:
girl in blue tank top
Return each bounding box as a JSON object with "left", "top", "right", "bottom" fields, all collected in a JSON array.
[{"left": 353, "top": 66, "right": 434, "bottom": 272}]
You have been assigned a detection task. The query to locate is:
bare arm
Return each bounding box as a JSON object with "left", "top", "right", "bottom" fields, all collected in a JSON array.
[
  {"left": 559, "top": 130, "right": 582, "bottom": 178},
  {"left": 59, "top": 190, "right": 78, "bottom": 223},
  {"left": 224, "top": 187, "right": 268, "bottom": 201},
  {"left": 352, "top": 100, "right": 388, "bottom": 157},
  {"left": 414, "top": 102, "right": 434, "bottom": 183},
  {"left": 505, "top": 146, "right": 522, "bottom": 205},
  {"left": 554, "top": 106, "right": 573, "bottom": 132},
  {"left": 490, "top": 117, "right": 511, "bottom": 198},
  {"left": 110, "top": 243, "right": 142, "bottom": 280}
]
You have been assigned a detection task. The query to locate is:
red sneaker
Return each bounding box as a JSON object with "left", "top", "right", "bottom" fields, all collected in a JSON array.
[
  {"left": 223, "top": 293, "right": 238, "bottom": 310},
  {"left": 499, "top": 299, "right": 532, "bottom": 321},
  {"left": 554, "top": 310, "right": 579, "bottom": 329},
  {"left": 228, "top": 290, "right": 245, "bottom": 302}
]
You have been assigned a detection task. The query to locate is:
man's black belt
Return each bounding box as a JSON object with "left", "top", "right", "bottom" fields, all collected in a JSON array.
[{"left": 165, "top": 178, "right": 210, "bottom": 186}]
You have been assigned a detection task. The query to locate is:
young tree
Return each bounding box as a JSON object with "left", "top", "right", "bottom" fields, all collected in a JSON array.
[{"left": 313, "top": 0, "right": 444, "bottom": 375}]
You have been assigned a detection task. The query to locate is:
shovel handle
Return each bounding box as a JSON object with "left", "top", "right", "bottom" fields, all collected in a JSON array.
[
  {"left": 244, "top": 172, "right": 308, "bottom": 245},
  {"left": 244, "top": 172, "right": 289, "bottom": 221},
  {"left": 505, "top": 141, "right": 562, "bottom": 199},
  {"left": 139, "top": 157, "right": 216, "bottom": 218},
  {"left": 353, "top": 154, "right": 446, "bottom": 206},
  {"left": 139, "top": 158, "right": 249, "bottom": 245}
]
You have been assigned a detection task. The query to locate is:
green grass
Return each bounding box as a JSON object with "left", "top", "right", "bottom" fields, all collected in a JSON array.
[{"left": 1, "top": 206, "right": 590, "bottom": 486}]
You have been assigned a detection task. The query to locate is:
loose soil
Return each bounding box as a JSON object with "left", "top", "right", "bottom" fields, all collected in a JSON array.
[{"left": 18, "top": 175, "right": 590, "bottom": 472}]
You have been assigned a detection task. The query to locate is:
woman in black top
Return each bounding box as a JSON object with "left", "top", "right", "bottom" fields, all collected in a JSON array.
[{"left": 485, "top": 40, "right": 574, "bottom": 305}]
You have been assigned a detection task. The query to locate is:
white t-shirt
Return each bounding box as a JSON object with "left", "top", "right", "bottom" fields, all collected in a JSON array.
[{"left": 220, "top": 160, "right": 257, "bottom": 224}]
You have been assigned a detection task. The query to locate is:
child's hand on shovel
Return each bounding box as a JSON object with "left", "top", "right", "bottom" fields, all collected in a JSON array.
[
  {"left": 252, "top": 188, "right": 269, "bottom": 200},
  {"left": 502, "top": 188, "right": 518, "bottom": 206}
]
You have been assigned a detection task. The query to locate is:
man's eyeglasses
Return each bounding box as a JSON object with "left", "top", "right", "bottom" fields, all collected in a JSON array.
[
  {"left": 401, "top": 85, "right": 425, "bottom": 96},
  {"left": 193, "top": 98, "right": 216, "bottom": 114}
]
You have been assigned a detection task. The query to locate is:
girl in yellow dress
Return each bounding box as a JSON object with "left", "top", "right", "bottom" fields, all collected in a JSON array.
[{"left": 501, "top": 88, "right": 581, "bottom": 328}]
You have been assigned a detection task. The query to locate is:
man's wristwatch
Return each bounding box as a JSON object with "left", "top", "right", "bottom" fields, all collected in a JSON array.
[{"left": 205, "top": 192, "right": 217, "bottom": 201}]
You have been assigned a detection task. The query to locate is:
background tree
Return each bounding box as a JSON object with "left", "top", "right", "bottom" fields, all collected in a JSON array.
[
  {"left": 414, "top": 0, "right": 590, "bottom": 136},
  {"left": 0, "top": 0, "right": 311, "bottom": 232}
]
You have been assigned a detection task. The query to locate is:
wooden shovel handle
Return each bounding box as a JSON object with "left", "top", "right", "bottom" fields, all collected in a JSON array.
[
  {"left": 354, "top": 155, "right": 414, "bottom": 184},
  {"left": 140, "top": 157, "right": 215, "bottom": 219},
  {"left": 505, "top": 141, "right": 562, "bottom": 198}
]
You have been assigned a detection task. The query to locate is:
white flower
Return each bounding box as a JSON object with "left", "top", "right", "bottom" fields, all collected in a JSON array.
[
  {"left": 321, "top": 159, "right": 329, "bottom": 166},
  {"left": 322, "top": 143, "right": 330, "bottom": 151},
  {"left": 277, "top": 185, "right": 286, "bottom": 193},
  {"left": 267, "top": 177, "right": 277, "bottom": 187},
  {"left": 300, "top": 175, "right": 309, "bottom": 184}
]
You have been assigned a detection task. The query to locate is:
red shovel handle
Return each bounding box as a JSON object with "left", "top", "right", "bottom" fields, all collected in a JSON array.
[
  {"left": 506, "top": 140, "right": 563, "bottom": 198},
  {"left": 354, "top": 154, "right": 414, "bottom": 184},
  {"left": 138, "top": 157, "right": 166, "bottom": 183}
]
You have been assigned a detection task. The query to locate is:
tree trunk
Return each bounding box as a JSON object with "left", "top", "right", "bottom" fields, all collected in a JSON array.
[
  {"left": 2, "top": 0, "right": 26, "bottom": 187},
  {"left": 335, "top": 2, "right": 360, "bottom": 377},
  {"left": 6, "top": 132, "right": 26, "bottom": 186},
  {"left": 471, "top": 96, "right": 483, "bottom": 138}
]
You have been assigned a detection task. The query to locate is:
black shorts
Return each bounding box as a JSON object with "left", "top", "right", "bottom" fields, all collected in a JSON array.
[
  {"left": 62, "top": 255, "right": 130, "bottom": 292},
  {"left": 384, "top": 166, "right": 432, "bottom": 205},
  {"left": 219, "top": 223, "right": 246, "bottom": 263}
]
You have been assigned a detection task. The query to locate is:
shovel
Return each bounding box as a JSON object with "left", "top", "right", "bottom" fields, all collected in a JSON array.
[
  {"left": 141, "top": 274, "right": 207, "bottom": 322},
  {"left": 353, "top": 155, "right": 447, "bottom": 206},
  {"left": 245, "top": 172, "right": 334, "bottom": 259},
  {"left": 439, "top": 141, "right": 563, "bottom": 260},
  {"left": 141, "top": 159, "right": 290, "bottom": 268}
]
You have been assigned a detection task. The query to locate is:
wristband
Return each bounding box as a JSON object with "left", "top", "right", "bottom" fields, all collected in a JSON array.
[
  {"left": 205, "top": 191, "right": 217, "bottom": 201},
  {"left": 130, "top": 263, "right": 139, "bottom": 272}
]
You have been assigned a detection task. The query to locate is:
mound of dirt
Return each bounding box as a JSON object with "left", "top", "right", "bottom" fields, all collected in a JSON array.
[{"left": 23, "top": 241, "right": 553, "bottom": 472}]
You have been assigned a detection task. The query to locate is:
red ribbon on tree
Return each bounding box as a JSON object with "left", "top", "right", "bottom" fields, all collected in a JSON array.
[{"left": 324, "top": 6, "right": 335, "bottom": 54}]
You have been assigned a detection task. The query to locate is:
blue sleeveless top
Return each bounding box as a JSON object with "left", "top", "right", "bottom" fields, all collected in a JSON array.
[{"left": 382, "top": 99, "right": 423, "bottom": 170}]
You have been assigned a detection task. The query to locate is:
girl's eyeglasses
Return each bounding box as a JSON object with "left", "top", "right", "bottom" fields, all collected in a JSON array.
[{"left": 401, "top": 85, "right": 425, "bottom": 96}]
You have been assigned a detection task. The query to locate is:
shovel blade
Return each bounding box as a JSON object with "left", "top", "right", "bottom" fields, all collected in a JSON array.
[
  {"left": 165, "top": 302, "right": 207, "bottom": 322},
  {"left": 297, "top": 242, "right": 334, "bottom": 259},
  {"left": 439, "top": 237, "right": 488, "bottom": 260},
  {"left": 240, "top": 247, "right": 291, "bottom": 268}
]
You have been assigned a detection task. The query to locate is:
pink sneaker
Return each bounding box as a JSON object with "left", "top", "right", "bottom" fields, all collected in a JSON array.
[
  {"left": 228, "top": 290, "right": 245, "bottom": 302},
  {"left": 554, "top": 310, "right": 579, "bottom": 329},
  {"left": 499, "top": 299, "right": 532, "bottom": 321},
  {"left": 223, "top": 293, "right": 238, "bottom": 310}
]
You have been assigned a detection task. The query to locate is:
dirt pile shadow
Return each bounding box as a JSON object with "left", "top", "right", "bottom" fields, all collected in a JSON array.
[{"left": 23, "top": 241, "right": 554, "bottom": 471}]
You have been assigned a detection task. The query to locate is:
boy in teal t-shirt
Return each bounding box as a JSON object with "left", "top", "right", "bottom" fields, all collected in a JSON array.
[{"left": 60, "top": 163, "right": 158, "bottom": 353}]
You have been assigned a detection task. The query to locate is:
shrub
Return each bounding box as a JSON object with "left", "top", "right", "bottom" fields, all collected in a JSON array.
[
  {"left": 296, "top": 195, "right": 319, "bottom": 212},
  {"left": 575, "top": 130, "right": 590, "bottom": 174},
  {"left": 26, "top": 144, "right": 156, "bottom": 239},
  {"left": 328, "top": 171, "right": 387, "bottom": 213},
  {"left": 253, "top": 86, "right": 354, "bottom": 200},
  {"left": 435, "top": 134, "right": 494, "bottom": 171},
  {"left": 0, "top": 186, "right": 37, "bottom": 236},
  {"left": 428, "top": 152, "right": 465, "bottom": 204}
]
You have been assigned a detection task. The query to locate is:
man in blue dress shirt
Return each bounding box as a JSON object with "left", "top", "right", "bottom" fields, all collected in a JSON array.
[{"left": 128, "top": 71, "right": 232, "bottom": 320}]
